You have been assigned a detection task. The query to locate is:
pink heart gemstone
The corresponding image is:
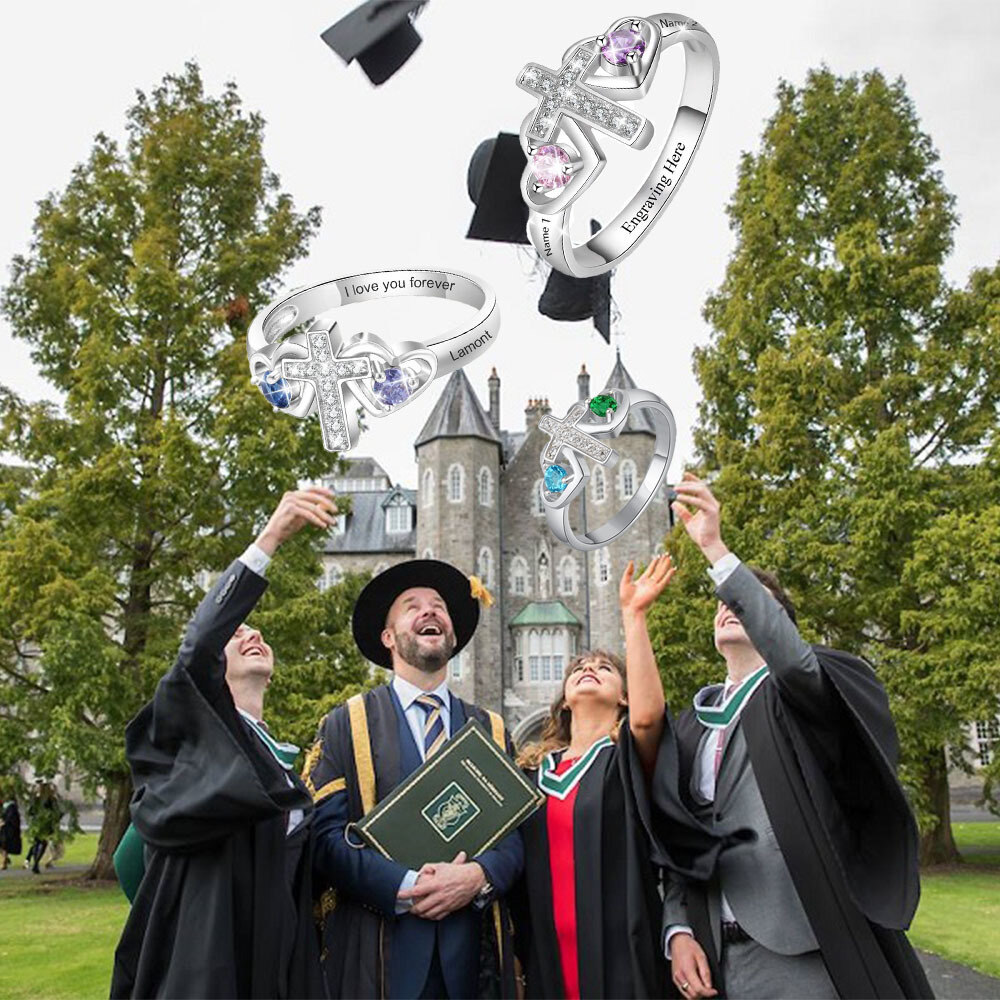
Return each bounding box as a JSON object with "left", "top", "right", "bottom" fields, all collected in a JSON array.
[
  {"left": 601, "top": 28, "right": 646, "bottom": 66},
  {"left": 531, "top": 144, "right": 571, "bottom": 190}
]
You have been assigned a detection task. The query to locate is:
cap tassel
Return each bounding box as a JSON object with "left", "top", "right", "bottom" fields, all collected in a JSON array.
[{"left": 469, "top": 575, "right": 495, "bottom": 608}]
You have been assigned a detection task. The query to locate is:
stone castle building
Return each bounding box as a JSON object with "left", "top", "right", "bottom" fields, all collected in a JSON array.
[{"left": 318, "top": 355, "right": 675, "bottom": 743}]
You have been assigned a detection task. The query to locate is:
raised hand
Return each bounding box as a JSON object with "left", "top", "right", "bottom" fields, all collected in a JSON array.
[
  {"left": 255, "top": 487, "right": 338, "bottom": 556},
  {"left": 619, "top": 554, "right": 676, "bottom": 617},
  {"left": 671, "top": 473, "right": 729, "bottom": 564}
]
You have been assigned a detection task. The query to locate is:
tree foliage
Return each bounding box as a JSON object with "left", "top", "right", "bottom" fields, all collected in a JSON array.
[
  {"left": 649, "top": 68, "right": 1000, "bottom": 863},
  {"left": 0, "top": 63, "right": 363, "bottom": 877}
]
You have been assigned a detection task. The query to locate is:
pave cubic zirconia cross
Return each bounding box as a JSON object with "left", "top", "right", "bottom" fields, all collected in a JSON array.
[
  {"left": 517, "top": 45, "right": 645, "bottom": 146},
  {"left": 280, "top": 330, "right": 372, "bottom": 452},
  {"left": 539, "top": 401, "right": 615, "bottom": 467}
]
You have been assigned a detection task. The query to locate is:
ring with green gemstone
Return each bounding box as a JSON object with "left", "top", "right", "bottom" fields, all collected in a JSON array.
[{"left": 538, "top": 386, "right": 676, "bottom": 551}]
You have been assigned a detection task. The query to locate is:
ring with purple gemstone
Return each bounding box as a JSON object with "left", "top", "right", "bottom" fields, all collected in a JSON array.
[
  {"left": 539, "top": 387, "right": 676, "bottom": 551},
  {"left": 516, "top": 13, "right": 718, "bottom": 277},
  {"left": 246, "top": 269, "right": 499, "bottom": 453}
]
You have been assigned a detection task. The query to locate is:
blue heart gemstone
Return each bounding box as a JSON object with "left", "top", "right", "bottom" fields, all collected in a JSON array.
[
  {"left": 373, "top": 367, "right": 411, "bottom": 406},
  {"left": 543, "top": 464, "right": 570, "bottom": 493},
  {"left": 260, "top": 370, "right": 291, "bottom": 408}
]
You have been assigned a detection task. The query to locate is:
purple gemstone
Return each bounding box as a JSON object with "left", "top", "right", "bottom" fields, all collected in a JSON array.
[
  {"left": 373, "top": 367, "right": 411, "bottom": 406},
  {"left": 531, "top": 145, "right": 571, "bottom": 190},
  {"left": 601, "top": 28, "right": 646, "bottom": 66}
]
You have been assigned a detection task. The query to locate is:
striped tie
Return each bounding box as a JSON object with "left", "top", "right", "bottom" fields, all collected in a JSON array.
[{"left": 416, "top": 693, "right": 447, "bottom": 758}]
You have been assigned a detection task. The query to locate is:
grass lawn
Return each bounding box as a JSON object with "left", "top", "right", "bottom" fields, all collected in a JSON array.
[
  {"left": 908, "top": 821, "right": 1000, "bottom": 977},
  {"left": 0, "top": 823, "right": 997, "bottom": 998}
]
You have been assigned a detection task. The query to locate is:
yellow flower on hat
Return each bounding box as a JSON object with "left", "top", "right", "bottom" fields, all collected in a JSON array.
[{"left": 469, "top": 575, "right": 494, "bottom": 608}]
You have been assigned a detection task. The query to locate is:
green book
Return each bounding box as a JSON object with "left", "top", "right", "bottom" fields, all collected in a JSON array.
[{"left": 351, "top": 719, "right": 543, "bottom": 869}]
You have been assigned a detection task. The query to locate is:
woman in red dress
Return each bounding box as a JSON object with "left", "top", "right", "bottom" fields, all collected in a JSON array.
[{"left": 515, "top": 554, "right": 685, "bottom": 999}]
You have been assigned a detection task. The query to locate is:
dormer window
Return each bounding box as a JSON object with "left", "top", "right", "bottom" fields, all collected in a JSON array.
[{"left": 386, "top": 503, "right": 412, "bottom": 534}]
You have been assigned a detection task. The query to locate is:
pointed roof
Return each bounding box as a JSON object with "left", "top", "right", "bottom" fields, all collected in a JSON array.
[
  {"left": 600, "top": 351, "right": 657, "bottom": 435},
  {"left": 415, "top": 369, "right": 502, "bottom": 449}
]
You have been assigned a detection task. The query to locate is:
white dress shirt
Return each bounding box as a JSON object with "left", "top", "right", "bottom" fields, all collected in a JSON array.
[{"left": 391, "top": 673, "right": 453, "bottom": 910}]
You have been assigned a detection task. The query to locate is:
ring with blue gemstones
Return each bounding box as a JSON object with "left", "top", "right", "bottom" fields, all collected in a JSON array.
[
  {"left": 246, "top": 269, "right": 499, "bottom": 453},
  {"left": 516, "top": 13, "right": 719, "bottom": 277},
  {"left": 539, "top": 387, "right": 676, "bottom": 551}
]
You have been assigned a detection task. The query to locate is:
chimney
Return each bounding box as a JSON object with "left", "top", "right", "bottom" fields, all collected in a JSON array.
[
  {"left": 488, "top": 367, "right": 500, "bottom": 432},
  {"left": 525, "top": 397, "right": 541, "bottom": 432},
  {"left": 577, "top": 363, "right": 590, "bottom": 401}
]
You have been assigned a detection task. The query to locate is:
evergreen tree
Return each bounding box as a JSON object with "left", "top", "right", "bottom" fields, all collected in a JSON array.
[
  {"left": 649, "top": 68, "right": 1000, "bottom": 863},
  {"left": 0, "top": 63, "right": 369, "bottom": 879}
]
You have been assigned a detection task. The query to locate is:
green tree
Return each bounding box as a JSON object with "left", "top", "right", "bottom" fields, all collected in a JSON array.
[
  {"left": 650, "top": 68, "right": 1000, "bottom": 863},
  {"left": 0, "top": 62, "right": 361, "bottom": 879}
]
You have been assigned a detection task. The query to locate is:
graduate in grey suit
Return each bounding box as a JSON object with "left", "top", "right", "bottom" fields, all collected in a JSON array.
[{"left": 660, "top": 474, "right": 932, "bottom": 1000}]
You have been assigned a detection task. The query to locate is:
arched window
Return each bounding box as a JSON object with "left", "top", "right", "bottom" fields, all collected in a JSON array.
[
  {"left": 541, "top": 629, "right": 554, "bottom": 681},
  {"left": 422, "top": 468, "right": 435, "bottom": 507},
  {"left": 532, "top": 479, "right": 545, "bottom": 516},
  {"left": 514, "top": 631, "right": 525, "bottom": 683},
  {"left": 510, "top": 555, "right": 529, "bottom": 596},
  {"left": 528, "top": 629, "right": 540, "bottom": 681},
  {"left": 596, "top": 548, "right": 611, "bottom": 586},
  {"left": 557, "top": 555, "right": 578, "bottom": 596},
  {"left": 592, "top": 466, "right": 606, "bottom": 504},
  {"left": 538, "top": 549, "right": 551, "bottom": 599},
  {"left": 620, "top": 459, "right": 637, "bottom": 500},
  {"left": 447, "top": 463, "right": 464, "bottom": 503},
  {"left": 477, "top": 546, "right": 494, "bottom": 588},
  {"left": 552, "top": 627, "right": 569, "bottom": 677},
  {"left": 477, "top": 467, "right": 493, "bottom": 507}
]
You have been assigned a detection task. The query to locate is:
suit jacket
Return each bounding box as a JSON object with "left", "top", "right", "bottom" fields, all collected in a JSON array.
[
  {"left": 663, "top": 563, "right": 834, "bottom": 956},
  {"left": 311, "top": 682, "right": 524, "bottom": 999}
]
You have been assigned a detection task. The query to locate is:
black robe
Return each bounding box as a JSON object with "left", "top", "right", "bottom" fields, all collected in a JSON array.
[
  {"left": 516, "top": 729, "right": 667, "bottom": 999},
  {"left": 110, "top": 654, "right": 325, "bottom": 999},
  {"left": 1, "top": 800, "right": 21, "bottom": 855},
  {"left": 305, "top": 684, "right": 519, "bottom": 1000},
  {"left": 664, "top": 647, "right": 933, "bottom": 1000}
]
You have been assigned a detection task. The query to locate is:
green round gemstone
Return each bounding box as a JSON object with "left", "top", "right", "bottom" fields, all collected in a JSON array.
[{"left": 589, "top": 394, "right": 618, "bottom": 417}]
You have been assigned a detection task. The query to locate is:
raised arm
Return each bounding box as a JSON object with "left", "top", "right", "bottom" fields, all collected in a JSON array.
[
  {"left": 671, "top": 474, "right": 831, "bottom": 717},
  {"left": 620, "top": 554, "right": 676, "bottom": 775}
]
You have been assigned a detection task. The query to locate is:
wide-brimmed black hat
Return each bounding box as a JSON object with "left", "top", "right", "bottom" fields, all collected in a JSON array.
[{"left": 352, "top": 560, "right": 481, "bottom": 669}]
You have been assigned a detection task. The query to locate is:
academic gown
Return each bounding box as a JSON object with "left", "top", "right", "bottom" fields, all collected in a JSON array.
[
  {"left": 665, "top": 647, "right": 933, "bottom": 1000},
  {"left": 306, "top": 683, "right": 521, "bottom": 1000},
  {"left": 110, "top": 559, "right": 325, "bottom": 1000},
  {"left": 516, "top": 722, "right": 718, "bottom": 1000}
]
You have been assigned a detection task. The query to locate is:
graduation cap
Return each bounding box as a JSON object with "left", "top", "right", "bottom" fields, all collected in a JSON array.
[
  {"left": 321, "top": 1, "right": 425, "bottom": 86},
  {"left": 466, "top": 132, "right": 530, "bottom": 244},
  {"left": 537, "top": 220, "right": 612, "bottom": 343}
]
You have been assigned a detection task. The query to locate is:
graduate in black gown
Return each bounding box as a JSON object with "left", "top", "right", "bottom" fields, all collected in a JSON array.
[
  {"left": 659, "top": 474, "right": 932, "bottom": 1000},
  {"left": 515, "top": 555, "right": 721, "bottom": 1000},
  {"left": 110, "top": 487, "right": 338, "bottom": 999}
]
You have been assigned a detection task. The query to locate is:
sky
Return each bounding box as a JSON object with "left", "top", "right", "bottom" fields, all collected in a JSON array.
[{"left": 2, "top": 1, "right": 998, "bottom": 487}]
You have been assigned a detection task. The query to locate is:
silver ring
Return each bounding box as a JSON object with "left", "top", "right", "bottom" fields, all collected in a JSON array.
[
  {"left": 516, "top": 13, "right": 719, "bottom": 277},
  {"left": 540, "top": 388, "right": 675, "bottom": 551},
  {"left": 247, "top": 269, "right": 499, "bottom": 452}
]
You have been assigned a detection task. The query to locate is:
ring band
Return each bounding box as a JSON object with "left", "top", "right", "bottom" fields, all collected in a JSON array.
[
  {"left": 517, "top": 13, "right": 719, "bottom": 277},
  {"left": 247, "top": 269, "right": 499, "bottom": 452},
  {"left": 540, "top": 387, "right": 675, "bottom": 551}
]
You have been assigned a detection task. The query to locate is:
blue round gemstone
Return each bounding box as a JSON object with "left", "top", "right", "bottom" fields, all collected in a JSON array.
[
  {"left": 373, "top": 367, "right": 411, "bottom": 407},
  {"left": 260, "top": 370, "right": 291, "bottom": 408},
  {"left": 544, "top": 464, "right": 570, "bottom": 493}
]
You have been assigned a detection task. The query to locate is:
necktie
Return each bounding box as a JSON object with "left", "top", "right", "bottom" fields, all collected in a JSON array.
[
  {"left": 416, "top": 693, "right": 447, "bottom": 758},
  {"left": 713, "top": 683, "right": 733, "bottom": 779}
]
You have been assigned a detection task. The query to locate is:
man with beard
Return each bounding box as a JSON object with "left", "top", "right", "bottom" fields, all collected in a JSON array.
[
  {"left": 304, "top": 560, "right": 524, "bottom": 999},
  {"left": 111, "top": 487, "right": 335, "bottom": 999},
  {"left": 660, "top": 474, "right": 932, "bottom": 999}
]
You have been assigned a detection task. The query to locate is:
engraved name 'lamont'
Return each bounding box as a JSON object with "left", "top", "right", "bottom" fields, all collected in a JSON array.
[
  {"left": 620, "top": 141, "right": 687, "bottom": 233},
  {"left": 450, "top": 330, "right": 493, "bottom": 361}
]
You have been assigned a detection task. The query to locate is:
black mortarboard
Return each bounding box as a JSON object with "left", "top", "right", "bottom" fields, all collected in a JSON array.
[
  {"left": 352, "top": 560, "right": 480, "bottom": 668},
  {"left": 321, "top": 1, "right": 425, "bottom": 86},
  {"left": 537, "top": 220, "right": 612, "bottom": 343},
  {"left": 466, "top": 133, "right": 530, "bottom": 244}
]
